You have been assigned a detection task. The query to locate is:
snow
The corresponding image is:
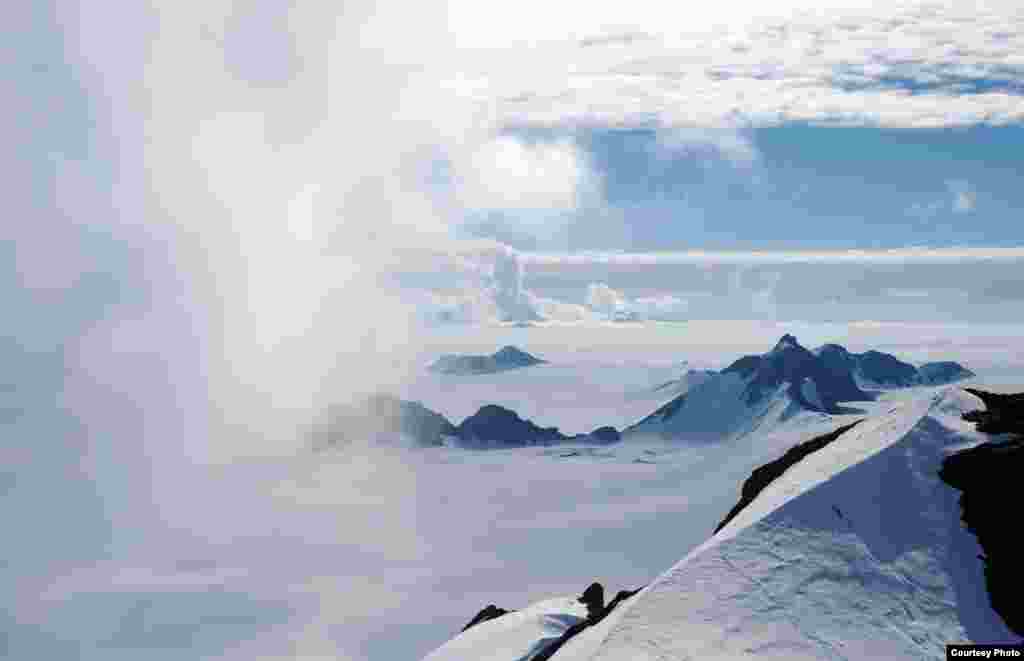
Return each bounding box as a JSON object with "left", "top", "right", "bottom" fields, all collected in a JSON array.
[
  {"left": 557, "top": 387, "right": 1023, "bottom": 660},
  {"left": 423, "top": 596, "right": 588, "bottom": 661},
  {"left": 799, "top": 377, "right": 824, "bottom": 411}
]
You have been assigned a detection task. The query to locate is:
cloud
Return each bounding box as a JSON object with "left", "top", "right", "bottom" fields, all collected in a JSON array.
[
  {"left": 441, "top": 1, "right": 1024, "bottom": 128},
  {"left": 522, "top": 246, "right": 1024, "bottom": 266},
  {"left": 586, "top": 282, "right": 628, "bottom": 313},
  {"left": 453, "top": 135, "right": 596, "bottom": 211}
]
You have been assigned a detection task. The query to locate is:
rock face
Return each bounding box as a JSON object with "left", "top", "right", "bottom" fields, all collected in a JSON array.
[
  {"left": 854, "top": 349, "right": 920, "bottom": 387},
  {"left": 961, "top": 388, "right": 1024, "bottom": 435},
  {"left": 428, "top": 346, "right": 546, "bottom": 375},
  {"left": 722, "top": 334, "right": 871, "bottom": 411},
  {"left": 460, "top": 605, "right": 512, "bottom": 633},
  {"left": 456, "top": 404, "right": 568, "bottom": 447},
  {"left": 714, "top": 420, "right": 864, "bottom": 534},
  {"left": 941, "top": 389, "right": 1024, "bottom": 636}
]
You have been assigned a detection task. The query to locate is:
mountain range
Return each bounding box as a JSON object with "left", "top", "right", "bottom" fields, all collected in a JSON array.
[{"left": 628, "top": 334, "right": 973, "bottom": 441}]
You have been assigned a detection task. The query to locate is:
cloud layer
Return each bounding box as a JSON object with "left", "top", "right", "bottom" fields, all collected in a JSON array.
[{"left": 443, "top": 0, "right": 1024, "bottom": 127}]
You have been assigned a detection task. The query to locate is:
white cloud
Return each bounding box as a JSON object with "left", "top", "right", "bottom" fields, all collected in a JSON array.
[
  {"left": 441, "top": 1, "right": 1024, "bottom": 128},
  {"left": 522, "top": 246, "right": 1024, "bottom": 266},
  {"left": 453, "top": 135, "right": 595, "bottom": 211},
  {"left": 586, "top": 282, "right": 628, "bottom": 313}
]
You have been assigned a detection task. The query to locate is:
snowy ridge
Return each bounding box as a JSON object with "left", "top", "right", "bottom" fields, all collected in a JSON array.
[
  {"left": 561, "top": 388, "right": 1022, "bottom": 660},
  {"left": 423, "top": 597, "right": 588, "bottom": 661}
]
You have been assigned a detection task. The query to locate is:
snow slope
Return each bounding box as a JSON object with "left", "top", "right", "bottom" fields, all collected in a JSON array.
[{"left": 557, "top": 387, "right": 1021, "bottom": 659}]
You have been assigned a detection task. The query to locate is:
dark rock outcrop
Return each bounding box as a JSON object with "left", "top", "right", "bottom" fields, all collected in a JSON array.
[
  {"left": 456, "top": 404, "right": 568, "bottom": 447},
  {"left": 940, "top": 392, "right": 1024, "bottom": 636},
  {"left": 814, "top": 344, "right": 878, "bottom": 402},
  {"left": 961, "top": 389, "right": 1024, "bottom": 435},
  {"left": 587, "top": 426, "right": 621, "bottom": 444},
  {"left": 531, "top": 583, "right": 644, "bottom": 661},
  {"left": 428, "top": 345, "right": 546, "bottom": 375},
  {"left": 719, "top": 334, "right": 870, "bottom": 412},
  {"left": 855, "top": 350, "right": 920, "bottom": 387},
  {"left": 815, "top": 345, "right": 973, "bottom": 389},
  {"left": 460, "top": 604, "right": 512, "bottom": 633},
  {"left": 453, "top": 582, "right": 644, "bottom": 657},
  {"left": 714, "top": 420, "right": 864, "bottom": 534}
]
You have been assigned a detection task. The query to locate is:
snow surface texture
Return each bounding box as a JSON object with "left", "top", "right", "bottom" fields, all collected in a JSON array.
[{"left": 557, "top": 387, "right": 1022, "bottom": 660}]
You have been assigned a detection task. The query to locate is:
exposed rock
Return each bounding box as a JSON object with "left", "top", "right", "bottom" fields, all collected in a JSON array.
[
  {"left": 530, "top": 583, "right": 644, "bottom": 661},
  {"left": 940, "top": 392, "right": 1024, "bottom": 636},
  {"left": 586, "top": 426, "right": 621, "bottom": 444},
  {"left": 460, "top": 604, "right": 512, "bottom": 633},
  {"left": 855, "top": 349, "right": 920, "bottom": 387},
  {"left": 714, "top": 420, "right": 864, "bottom": 534},
  {"left": 456, "top": 404, "right": 569, "bottom": 448},
  {"left": 962, "top": 388, "right": 1024, "bottom": 435},
  {"left": 720, "top": 334, "right": 870, "bottom": 412}
]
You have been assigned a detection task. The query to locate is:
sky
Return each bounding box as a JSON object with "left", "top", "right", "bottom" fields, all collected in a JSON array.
[{"left": 4, "top": 1, "right": 1024, "bottom": 660}]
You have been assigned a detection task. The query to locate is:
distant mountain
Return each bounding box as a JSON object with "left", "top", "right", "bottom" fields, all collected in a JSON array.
[
  {"left": 629, "top": 334, "right": 870, "bottom": 441},
  {"left": 311, "top": 394, "right": 457, "bottom": 448},
  {"left": 651, "top": 368, "right": 717, "bottom": 397},
  {"left": 428, "top": 346, "right": 546, "bottom": 375},
  {"left": 919, "top": 360, "right": 976, "bottom": 385},
  {"left": 815, "top": 344, "right": 974, "bottom": 388},
  {"left": 313, "top": 397, "right": 619, "bottom": 450}
]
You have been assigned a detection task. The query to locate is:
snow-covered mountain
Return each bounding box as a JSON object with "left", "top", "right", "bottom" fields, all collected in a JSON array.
[
  {"left": 628, "top": 335, "right": 870, "bottom": 441},
  {"left": 651, "top": 367, "right": 717, "bottom": 398},
  {"left": 424, "top": 387, "right": 1024, "bottom": 660},
  {"left": 429, "top": 346, "right": 547, "bottom": 375},
  {"left": 816, "top": 344, "right": 975, "bottom": 388}
]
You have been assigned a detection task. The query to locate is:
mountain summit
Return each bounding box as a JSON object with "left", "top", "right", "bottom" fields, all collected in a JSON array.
[{"left": 629, "top": 334, "right": 869, "bottom": 441}]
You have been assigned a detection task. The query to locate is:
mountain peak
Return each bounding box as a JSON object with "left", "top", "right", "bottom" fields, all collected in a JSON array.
[{"left": 771, "top": 333, "right": 801, "bottom": 353}]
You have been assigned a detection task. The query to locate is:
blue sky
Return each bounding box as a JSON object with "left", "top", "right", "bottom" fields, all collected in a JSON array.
[{"left": 462, "top": 125, "right": 1024, "bottom": 252}]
